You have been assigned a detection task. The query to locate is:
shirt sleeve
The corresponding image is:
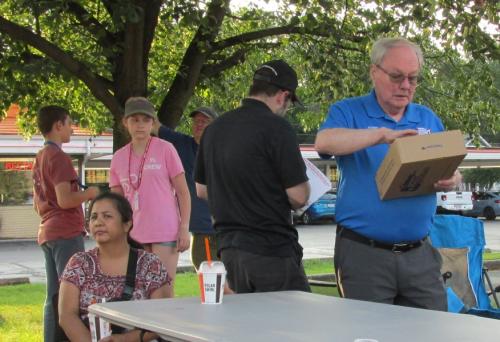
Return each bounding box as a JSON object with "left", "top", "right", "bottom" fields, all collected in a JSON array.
[
  {"left": 317, "top": 101, "right": 353, "bottom": 159},
  {"left": 158, "top": 125, "right": 186, "bottom": 145},
  {"left": 136, "top": 251, "right": 169, "bottom": 298},
  {"left": 272, "top": 121, "right": 308, "bottom": 189},
  {"left": 50, "top": 151, "right": 77, "bottom": 186},
  {"left": 319, "top": 101, "right": 352, "bottom": 131},
  {"left": 109, "top": 153, "right": 121, "bottom": 188},
  {"left": 163, "top": 141, "right": 184, "bottom": 179},
  {"left": 60, "top": 252, "right": 87, "bottom": 288}
]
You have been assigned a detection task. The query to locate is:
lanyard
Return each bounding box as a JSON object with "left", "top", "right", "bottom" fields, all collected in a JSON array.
[
  {"left": 44, "top": 140, "right": 60, "bottom": 148},
  {"left": 128, "top": 137, "right": 152, "bottom": 192}
]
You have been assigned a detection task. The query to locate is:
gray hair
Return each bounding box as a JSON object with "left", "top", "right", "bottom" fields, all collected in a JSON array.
[{"left": 370, "top": 37, "right": 424, "bottom": 68}]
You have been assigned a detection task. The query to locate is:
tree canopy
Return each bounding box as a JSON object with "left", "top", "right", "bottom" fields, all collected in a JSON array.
[
  {"left": 462, "top": 168, "right": 500, "bottom": 190},
  {"left": 0, "top": 0, "right": 498, "bottom": 149}
]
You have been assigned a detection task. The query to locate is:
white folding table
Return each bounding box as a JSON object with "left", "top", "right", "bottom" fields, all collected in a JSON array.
[{"left": 88, "top": 291, "right": 500, "bottom": 342}]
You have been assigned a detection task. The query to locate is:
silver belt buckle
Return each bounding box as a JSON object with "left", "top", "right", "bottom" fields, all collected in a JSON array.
[{"left": 392, "top": 243, "right": 408, "bottom": 253}]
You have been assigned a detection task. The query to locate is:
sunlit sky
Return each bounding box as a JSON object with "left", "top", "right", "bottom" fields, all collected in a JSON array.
[
  {"left": 229, "top": 0, "right": 496, "bottom": 36},
  {"left": 230, "top": 0, "right": 280, "bottom": 11}
]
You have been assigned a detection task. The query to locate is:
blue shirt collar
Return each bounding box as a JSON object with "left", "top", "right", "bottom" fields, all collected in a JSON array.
[{"left": 365, "top": 89, "right": 421, "bottom": 124}]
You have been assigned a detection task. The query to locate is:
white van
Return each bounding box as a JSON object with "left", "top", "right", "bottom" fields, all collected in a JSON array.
[{"left": 436, "top": 191, "right": 473, "bottom": 214}]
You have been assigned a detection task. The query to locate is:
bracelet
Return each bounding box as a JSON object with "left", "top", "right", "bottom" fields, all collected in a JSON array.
[{"left": 139, "top": 329, "right": 146, "bottom": 342}]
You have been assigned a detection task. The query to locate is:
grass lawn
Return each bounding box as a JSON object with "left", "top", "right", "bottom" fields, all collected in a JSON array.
[
  {"left": 1, "top": 253, "right": 497, "bottom": 341},
  {"left": 0, "top": 259, "right": 337, "bottom": 341},
  {"left": 0, "top": 283, "right": 46, "bottom": 341},
  {"left": 483, "top": 251, "right": 500, "bottom": 261}
]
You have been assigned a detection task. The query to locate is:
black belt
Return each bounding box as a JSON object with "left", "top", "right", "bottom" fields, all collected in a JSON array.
[{"left": 336, "top": 225, "right": 426, "bottom": 253}]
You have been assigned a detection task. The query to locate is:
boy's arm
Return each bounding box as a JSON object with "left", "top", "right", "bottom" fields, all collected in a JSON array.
[
  {"left": 32, "top": 186, "right": 38, "bottom": 212},
  {"left": 54, "top": 182, "right": 99, "bottom": 209},
  {"left": 110, "top": 186, "right": 124, "bottom": 195}
]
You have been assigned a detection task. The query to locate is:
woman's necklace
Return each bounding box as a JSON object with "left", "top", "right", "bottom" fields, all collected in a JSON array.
[{"left": 128, "top": 137, "right": 152, "bottom": 210}]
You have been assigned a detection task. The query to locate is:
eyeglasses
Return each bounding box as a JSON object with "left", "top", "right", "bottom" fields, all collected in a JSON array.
[
  {"left": 375, "top": 64, "right": 421, "bottom": 86},
  {"left": 192, "top": 117, "right": 211, "bottom": 127}
]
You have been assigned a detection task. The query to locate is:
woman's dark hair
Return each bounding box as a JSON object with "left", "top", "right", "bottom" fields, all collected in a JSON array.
[{"left": 88, "top": 192, "right": 143, "bottom": 249}]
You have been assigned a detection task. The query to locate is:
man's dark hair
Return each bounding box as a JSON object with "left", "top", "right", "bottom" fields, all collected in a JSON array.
[
  {"left": 37, "top": 105, "right": 69, "bottom": 136},
  {"left": 249, "top": 79, "right": 283, "bottom": 97},
  {"left": 250, "top": 59, "right": 299, "bottom": 104}
]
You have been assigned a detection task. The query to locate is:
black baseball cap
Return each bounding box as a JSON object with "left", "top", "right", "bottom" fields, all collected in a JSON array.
[
  {"left": 253, "top": 59, "right": 301, "bottom": 105},
  {"left": 189, "top": 107, "right": 218, "bottom": 120}
]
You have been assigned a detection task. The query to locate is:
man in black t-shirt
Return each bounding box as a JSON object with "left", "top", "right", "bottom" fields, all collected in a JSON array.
[{"left": 194, "top": 60, "right": 311, "bottom": 293}]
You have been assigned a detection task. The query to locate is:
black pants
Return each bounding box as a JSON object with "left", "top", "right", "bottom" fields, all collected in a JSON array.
[{"left": 221, "top": 248, "right": 311, "bottom": 293}]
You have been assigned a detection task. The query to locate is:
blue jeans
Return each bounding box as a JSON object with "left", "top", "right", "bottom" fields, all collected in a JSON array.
[{"left": 41, "top": 235, "right": 84, "bottom": 342}]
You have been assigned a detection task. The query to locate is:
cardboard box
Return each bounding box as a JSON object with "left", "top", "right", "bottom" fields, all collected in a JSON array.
[{"left": 376, "top": 130, "right": 466, "bottom": 200}]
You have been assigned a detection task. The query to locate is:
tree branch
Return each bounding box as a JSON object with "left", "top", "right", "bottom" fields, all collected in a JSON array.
[
  {"left": 142, "top": 1, "right": 163, "bottom": 64},
  {"left": 201, "top": 48, "right": 247, "bottom": 79},
  {"left": 0, "top": 15, "right": 120, "bottom": 115},
  {"left": 65, "top": 1, "right": 116, "bottom": 48},
  {"left": 211, "top": 24, "right": 364, "bottom": 52},
  {"left": 158, "top": 0, "right": 229, "bottom": 127},
  {"left": 100, "top": 0, "right": 120, "bottom": 25}
]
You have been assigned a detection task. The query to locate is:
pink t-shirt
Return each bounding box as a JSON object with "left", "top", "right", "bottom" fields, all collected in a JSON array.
[{"left": 109, "top": 137, "right": 184, "bottom": 243}]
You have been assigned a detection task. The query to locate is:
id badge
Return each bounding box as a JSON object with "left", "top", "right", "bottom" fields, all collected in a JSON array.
[{"left": 133, "top": 191, "right": 140, "bottom": 210}]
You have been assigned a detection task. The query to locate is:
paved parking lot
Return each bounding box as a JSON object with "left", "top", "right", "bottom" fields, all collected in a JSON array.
[{"left": 1, "top": 220, "right": 499, "bottom": 286}]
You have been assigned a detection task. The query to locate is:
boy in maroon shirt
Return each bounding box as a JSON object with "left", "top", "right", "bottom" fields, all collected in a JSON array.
[{"left": 32, "top": 105, "right": 99, "bottom": 342}]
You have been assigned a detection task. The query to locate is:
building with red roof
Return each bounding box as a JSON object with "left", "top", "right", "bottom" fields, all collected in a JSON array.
[
  {"left": 0, "top": 104, "right": 498, "bottom": 239},
  {"left": 0, "top": 104, "right": 112, "bottom": 239}
]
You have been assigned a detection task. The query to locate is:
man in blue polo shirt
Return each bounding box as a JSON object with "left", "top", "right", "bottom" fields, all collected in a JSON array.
[
  {"left": 156, "top": 107, "right": 218, "bottom": 269},
  {"left": 315, "top": 37, "right": 462, "bottom": 310}
]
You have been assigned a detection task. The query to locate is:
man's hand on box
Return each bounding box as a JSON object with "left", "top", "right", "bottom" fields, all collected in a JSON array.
[
  {"left": 378, "top": 128, "right": 418, "bottom": 144},
  {"left": 434, "top": 170, "right": 462, "bottom": 191}
]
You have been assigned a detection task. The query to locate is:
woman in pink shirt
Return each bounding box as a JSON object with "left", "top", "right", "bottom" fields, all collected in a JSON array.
[{"left": 110, "top": 97, "right": 191, "bottom": 297}]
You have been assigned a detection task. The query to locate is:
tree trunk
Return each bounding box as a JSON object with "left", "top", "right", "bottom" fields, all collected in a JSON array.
[
  {"left": 157, "top": 0, "right": 229, "bottom": 128},
  {"left": 112, "top": 117, "right": 130, "bottom": 153}
]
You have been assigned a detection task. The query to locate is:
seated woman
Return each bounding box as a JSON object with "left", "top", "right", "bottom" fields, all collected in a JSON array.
[{"left": 59, "top": 192, "right": 169, "bottom": 341}]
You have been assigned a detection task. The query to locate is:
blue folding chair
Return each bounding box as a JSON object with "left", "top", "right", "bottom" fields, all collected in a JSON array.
[{"left": 429, "top": 214, "right": 500, "bottom": 319}]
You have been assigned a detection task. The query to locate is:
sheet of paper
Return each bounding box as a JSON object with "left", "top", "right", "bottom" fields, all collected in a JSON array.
[{"left": 294, "top": 158, "right": 331, "bottom": 216}]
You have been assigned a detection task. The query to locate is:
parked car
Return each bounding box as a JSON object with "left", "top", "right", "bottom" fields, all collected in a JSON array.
[
  {"left": 436, "top": 191, "right": 473, "bottom": 214},
  {"left": 293, "top": 192, "right": 336, "bottom": 225},
  {"left": 464, "top": 191, "right": 500, "bottom": 220}
]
